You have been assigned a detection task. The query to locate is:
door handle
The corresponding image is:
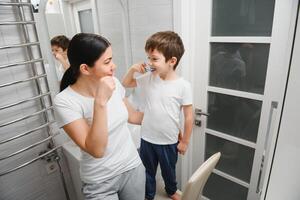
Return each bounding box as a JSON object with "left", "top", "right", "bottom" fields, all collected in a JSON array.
[
  {"left": 194, "top": 108, "right": 209, "bottom": 127},
  {"left": 195, "top": 108, "right": 210, "bottom": 116},
  {"left": 256, "top": 101, "right": 278, "bottom": 195}
]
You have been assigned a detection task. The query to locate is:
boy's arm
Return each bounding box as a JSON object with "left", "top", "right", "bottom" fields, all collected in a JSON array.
[
  {"left": 60, "top": 59, "right": 70, "bottom": 70},
  {"left": 55, "top": 53, "right": 70, "bottom": 70},
  {"left": 122, "top": 63, "right": 146, "bottom": 88},
  {"left": 122, "top": 68, "right": 137, "bottom": 88},
  {"left": 123, "top": 98, "right": 144, "bottom": 125},
  {"left": 177, "top": 105, "right": 193, "bottom": 155}
]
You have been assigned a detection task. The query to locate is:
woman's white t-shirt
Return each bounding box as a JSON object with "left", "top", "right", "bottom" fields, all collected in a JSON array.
[{"left": 54, "top": 78, "right": 141, "bottom": 183}]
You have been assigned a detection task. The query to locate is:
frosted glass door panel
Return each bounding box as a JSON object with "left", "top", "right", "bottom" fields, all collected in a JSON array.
[
  {"left": 207, "top": 92, "right": 262, "bottom": 142},
  {"left": 205, "top": 134, "right": 255, "bottom": 182},
  {"left": 210, "top": 43, "right": 270, "bottom": 94},
  {"left": 204, "top": 173, "right": 248, "bottom": 200},
  {"left": 212, "top": 0, "right": 275, "bottom": 36}
]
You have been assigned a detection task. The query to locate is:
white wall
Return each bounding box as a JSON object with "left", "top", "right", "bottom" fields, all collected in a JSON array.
[
  {"left": 46, "top": 0, "right": 61, "bottom": 13},
  {"left": 265, "top": 10, "right": 300, "bottom": 200},
  {"left": 96, "top": 0, "right": 127, "bottom": 80},
  {"left": 128, "top": 0, "right": 173, "bottom": 62},
  {"left": 45, "top": 14, "right": 67, "bottom": 38}
]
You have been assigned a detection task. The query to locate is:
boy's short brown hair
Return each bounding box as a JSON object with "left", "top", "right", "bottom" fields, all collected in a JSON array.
[
  {"left": 51, "top": 35, "right": 70, "bottom": 51},
  {"left": 145, "top": 31, "right": 184, "bottom": 69}
]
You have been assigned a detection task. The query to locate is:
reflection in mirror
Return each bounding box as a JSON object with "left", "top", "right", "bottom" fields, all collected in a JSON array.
[
  {"left": 209, "top": 43, "right": 270, "bottom": 94},
  {"left": 50, "top": 35, "right": 70, "bottom": 81}
]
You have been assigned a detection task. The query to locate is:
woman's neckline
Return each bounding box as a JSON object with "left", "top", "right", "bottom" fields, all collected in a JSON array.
[{"left": 68, "top": 85, "right": 95, "bottom": 100}]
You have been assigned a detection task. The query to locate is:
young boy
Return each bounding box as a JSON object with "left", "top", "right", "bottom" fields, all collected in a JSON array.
[
  {"left": 50, "top": 35, "right": 70, "bottom": 81},
  {"left": 122, "top": 31, "right": 193, "bottom": 200}
]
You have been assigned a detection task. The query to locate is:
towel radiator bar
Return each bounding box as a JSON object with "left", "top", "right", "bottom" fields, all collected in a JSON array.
[{"left": 0, "top": 1, "right": 69, "bottom": 199}]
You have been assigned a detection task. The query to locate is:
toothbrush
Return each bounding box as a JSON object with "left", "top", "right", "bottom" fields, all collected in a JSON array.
[{"left": 144, "top": 64, "right": 155, "bottom": 72}]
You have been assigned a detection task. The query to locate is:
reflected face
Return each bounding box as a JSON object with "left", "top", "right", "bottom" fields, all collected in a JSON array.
[
  {"left": 89, "top": 46, "right": 116, "bottom": 79},
  {"left": 146, "top": 49, "right": 172, "bottom": 76},
  {"left": 51, "top": 45, "right": 66, "bottom": 56}
]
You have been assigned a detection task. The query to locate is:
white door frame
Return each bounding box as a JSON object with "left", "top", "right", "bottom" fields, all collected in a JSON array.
[
  {"left": 173, "top": 0, "right": 198, "bottom": 187},
  {"left": 175, "top": 0, "right": 299, "bottom": 199},
  {"left": 264, "top": 5, "right": 300, "bottom": 199},
  {"left": 248, "top": 1, "right": 298, "bottom": 199}
]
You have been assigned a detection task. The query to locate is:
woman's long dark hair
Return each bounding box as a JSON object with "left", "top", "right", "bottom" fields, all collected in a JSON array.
[{"left": 60, "top": 33, "right": 111, "bottom": 91}]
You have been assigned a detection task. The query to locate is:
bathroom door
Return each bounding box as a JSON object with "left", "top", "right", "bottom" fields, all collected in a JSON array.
[{"left": 190, "top": 0, "right": 299, "bottom": 199}]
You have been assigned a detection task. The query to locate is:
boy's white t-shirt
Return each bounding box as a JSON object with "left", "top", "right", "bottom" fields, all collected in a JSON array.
[
  {"left": 54, "top": 60, "right": 65, "bottom": 81},
  {"left": 56, "top": 63, "right": 64, "bottom": 81},
  {"left": 136, "top": 72, "right": 193, "bottom": 145},
  {"left": 54, "top": 78, "right": 141, "bottom": 183},
  {"left": 54, "top": 58, "right": 70, "bottom": 81}
]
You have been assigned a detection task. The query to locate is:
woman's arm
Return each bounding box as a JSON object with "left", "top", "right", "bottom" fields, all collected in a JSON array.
[
  {"left": 62, "top": 77, "right": 115, "bottom": 158},
  {"left": 63, "top": 103, "right": 108, "bottom": 158},
  {"left": 123, "top": 98, "right": 144, "bottom": 125}
]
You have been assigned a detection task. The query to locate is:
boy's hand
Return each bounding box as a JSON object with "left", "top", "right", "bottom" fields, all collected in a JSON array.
[
  {"left": 177, "top": 141, "right": 189, "bottom": 155},
  {"left": 177, "top": 130, "right": 188, "bottom": 155},
  {"left": 178, "top": 131, "right": 183, "bottom": 141},
  {"left": 130, "top": 63, "right": 146, "bottom": 74},
  {"left": 54, "top": 53, "right": 65, "bottom": 62}
]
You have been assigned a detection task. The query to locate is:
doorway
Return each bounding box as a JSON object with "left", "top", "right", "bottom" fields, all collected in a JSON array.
[{"left": 188, "top": 0, "right": 299, "bottom": 199}]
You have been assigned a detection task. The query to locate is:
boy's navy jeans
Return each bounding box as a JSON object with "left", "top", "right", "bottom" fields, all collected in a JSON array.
[{"left": 140, "top": 139, "right": 178, "bottom": 200}]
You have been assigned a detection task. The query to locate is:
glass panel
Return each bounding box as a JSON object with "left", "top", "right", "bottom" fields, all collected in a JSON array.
[
  {"left": 210, "top": 43, "right": 270, "bottom": 94},
  {"left": 212, "top": 0, "right": 275, "bottom": 36},
  {"left": 207, "top": 92, "right": 262, "bottom": 142},
  {"left": 78, "top": 9, "right": 94, "bottom": 33},
  {"left": 203, "top": 173, "right": 248, "bottom": 200},
  {"left": 206, "top": 134, "right": 255, "bottom": 182}
]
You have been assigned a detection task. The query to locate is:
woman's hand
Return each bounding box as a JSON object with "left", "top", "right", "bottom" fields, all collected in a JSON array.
[{"left": 95, "top": 76, "right": 115, "bottom": 106}]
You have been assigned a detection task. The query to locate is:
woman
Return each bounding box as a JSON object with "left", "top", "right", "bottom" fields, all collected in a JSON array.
[{"left": 54, "top": 33, "right": 145, "bottom": 200}]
